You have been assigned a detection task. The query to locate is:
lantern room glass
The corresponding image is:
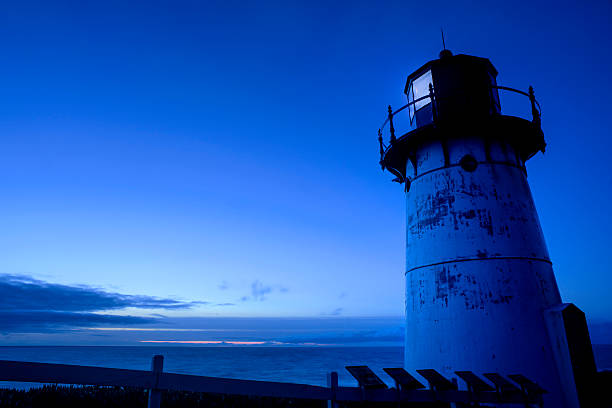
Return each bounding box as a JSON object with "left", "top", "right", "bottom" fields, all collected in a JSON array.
[{"left": 408, "top": 70, "right": 433, "bottom": 122}]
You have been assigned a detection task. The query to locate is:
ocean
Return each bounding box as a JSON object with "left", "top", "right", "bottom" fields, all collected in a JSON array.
[{"left": 0, "top": 345, "right": 610, "bottom": 389}]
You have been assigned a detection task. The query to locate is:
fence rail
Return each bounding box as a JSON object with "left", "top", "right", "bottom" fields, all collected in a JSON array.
[{"left": 0, "top": 357, "right": 544, "bottom": 407}]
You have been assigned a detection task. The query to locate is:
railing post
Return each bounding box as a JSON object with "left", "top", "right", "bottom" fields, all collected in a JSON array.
[
  {"left": 378, "top": 129, "right": 385, "bottom": 167},
  {"left": 529, "top": 85, "right": 540, "bottom": 127},
  {"left": 327, "top": 371, "right": 338, "bottom": 408},
  {"left": 148, "top": 355, "right": 164, "bottom": 408},
  {"left": 429, "top": 83, "right": 437, "bottom": 123},
  {"left": 388, "top": 105, "right": 396, "bottom": 143}
]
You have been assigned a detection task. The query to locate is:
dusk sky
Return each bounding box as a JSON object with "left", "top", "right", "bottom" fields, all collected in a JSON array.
[{"left": 0, "top": 0, "right": 610, "bottom": 345}]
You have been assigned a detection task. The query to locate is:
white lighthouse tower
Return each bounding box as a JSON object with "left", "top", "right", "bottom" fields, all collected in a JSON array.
[{"left": 378, "top": 50, "right": 591, "bottom": 407}]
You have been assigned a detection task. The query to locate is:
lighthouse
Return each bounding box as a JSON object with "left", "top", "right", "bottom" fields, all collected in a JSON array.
[{"left": 378, "top": 50, "right": 592, "bottom": 407}]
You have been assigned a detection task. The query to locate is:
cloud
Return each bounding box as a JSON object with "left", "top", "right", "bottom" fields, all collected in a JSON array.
[
  {"left": 0, "top": 315, "right": 407, "bottom": 346},
  {"left": 215, "top": 303, "right": 235, "bottom": 306},
  {"left": 218, "top": 281, "right": 229, "bottom": 290},
  {"left": 130, "top": 321, "right": 405, "bottom": 347},
  {"left": 328, "top": 307, "right": 343, "bottom": 316},
  {"left": 0, "top": 274, "right": 204, "bottom": 333},
  {"left": 0, "top": 310, "right": 153, "bottom": 333},
  {"left": 239, "top": 280, "right": 287, "bottom": 302},
  {"left": 251, "top": 280, "right": 272, "bottom": 301},
  {"left": 281, "top": 327, "right": 404, "bottom": 346},
  {"left": 140, "top": 340, "right": 267, "bottom": 345},
  {"left": 0, "top": 275, "right": 204, "bottom": 312},
  {"left": 319, "top": 307, "right": 344, "bottom": 316}
]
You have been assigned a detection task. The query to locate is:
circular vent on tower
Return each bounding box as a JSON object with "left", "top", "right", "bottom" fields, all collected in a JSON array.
[{"left": 459, "top": 154, "right": 478, "bottom": 172}]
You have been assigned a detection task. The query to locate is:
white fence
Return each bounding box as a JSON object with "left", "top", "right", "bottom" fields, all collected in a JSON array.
[{"left": 0, "top": 356, "right": 543, "bottom": 407}]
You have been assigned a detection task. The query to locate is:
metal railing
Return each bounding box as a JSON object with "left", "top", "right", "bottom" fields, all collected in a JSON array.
[
  {"left": 377, "top": 85, "right": 542, "bottom": 161},
  {"left": 0, "top": 356, "right": 546, "bottom": 407}
]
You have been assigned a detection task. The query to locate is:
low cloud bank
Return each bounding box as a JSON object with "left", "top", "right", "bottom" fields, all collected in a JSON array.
[{"left": 0, "top": 274, "right": 202, "bottom": 333}]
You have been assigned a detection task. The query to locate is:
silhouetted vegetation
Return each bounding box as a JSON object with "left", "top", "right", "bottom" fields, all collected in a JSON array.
[{"left": 0, "top": 385, "right": 329, "bottom": 408}]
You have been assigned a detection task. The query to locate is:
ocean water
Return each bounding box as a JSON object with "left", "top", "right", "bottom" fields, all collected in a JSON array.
[
  {"left": 0, "top": 345, "right": 610, "bottom": 390},
  {"left": 0, "top": 346, "right": 402, "bottom": 389}
]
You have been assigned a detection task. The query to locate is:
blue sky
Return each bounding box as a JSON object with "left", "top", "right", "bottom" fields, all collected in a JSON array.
[{"left": 0, "top": 0, "right": 611, "bottom": 345}]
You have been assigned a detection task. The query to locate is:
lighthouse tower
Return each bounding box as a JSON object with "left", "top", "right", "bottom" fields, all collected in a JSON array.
[{"left": 378, "top": 50, "right": 585, "bottom": 407}]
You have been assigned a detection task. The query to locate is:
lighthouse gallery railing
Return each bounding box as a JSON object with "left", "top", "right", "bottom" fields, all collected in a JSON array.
[{"left": 377, "top": 85, "right": 542, "bottom": 163}]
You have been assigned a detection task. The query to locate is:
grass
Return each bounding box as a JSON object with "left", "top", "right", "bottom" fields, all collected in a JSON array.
[{"left": 0, "top": 385, "right": 328, "bottom": 408}]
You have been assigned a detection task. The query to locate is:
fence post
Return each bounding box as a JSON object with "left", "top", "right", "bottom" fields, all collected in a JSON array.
[
  {"left": 148, "top": 355, "right": 164, "bottom": 408},
  {"left": 327, "top": 371, "right": 338, "bottom": 408}
]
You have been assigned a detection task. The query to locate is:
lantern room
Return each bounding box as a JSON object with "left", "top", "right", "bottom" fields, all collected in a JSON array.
[
  {"left": 404, "top": 50, "right": 501, "bottom": 127},
  {"left": 378, "top": 49, "right": 546, "bottom": 186}
]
